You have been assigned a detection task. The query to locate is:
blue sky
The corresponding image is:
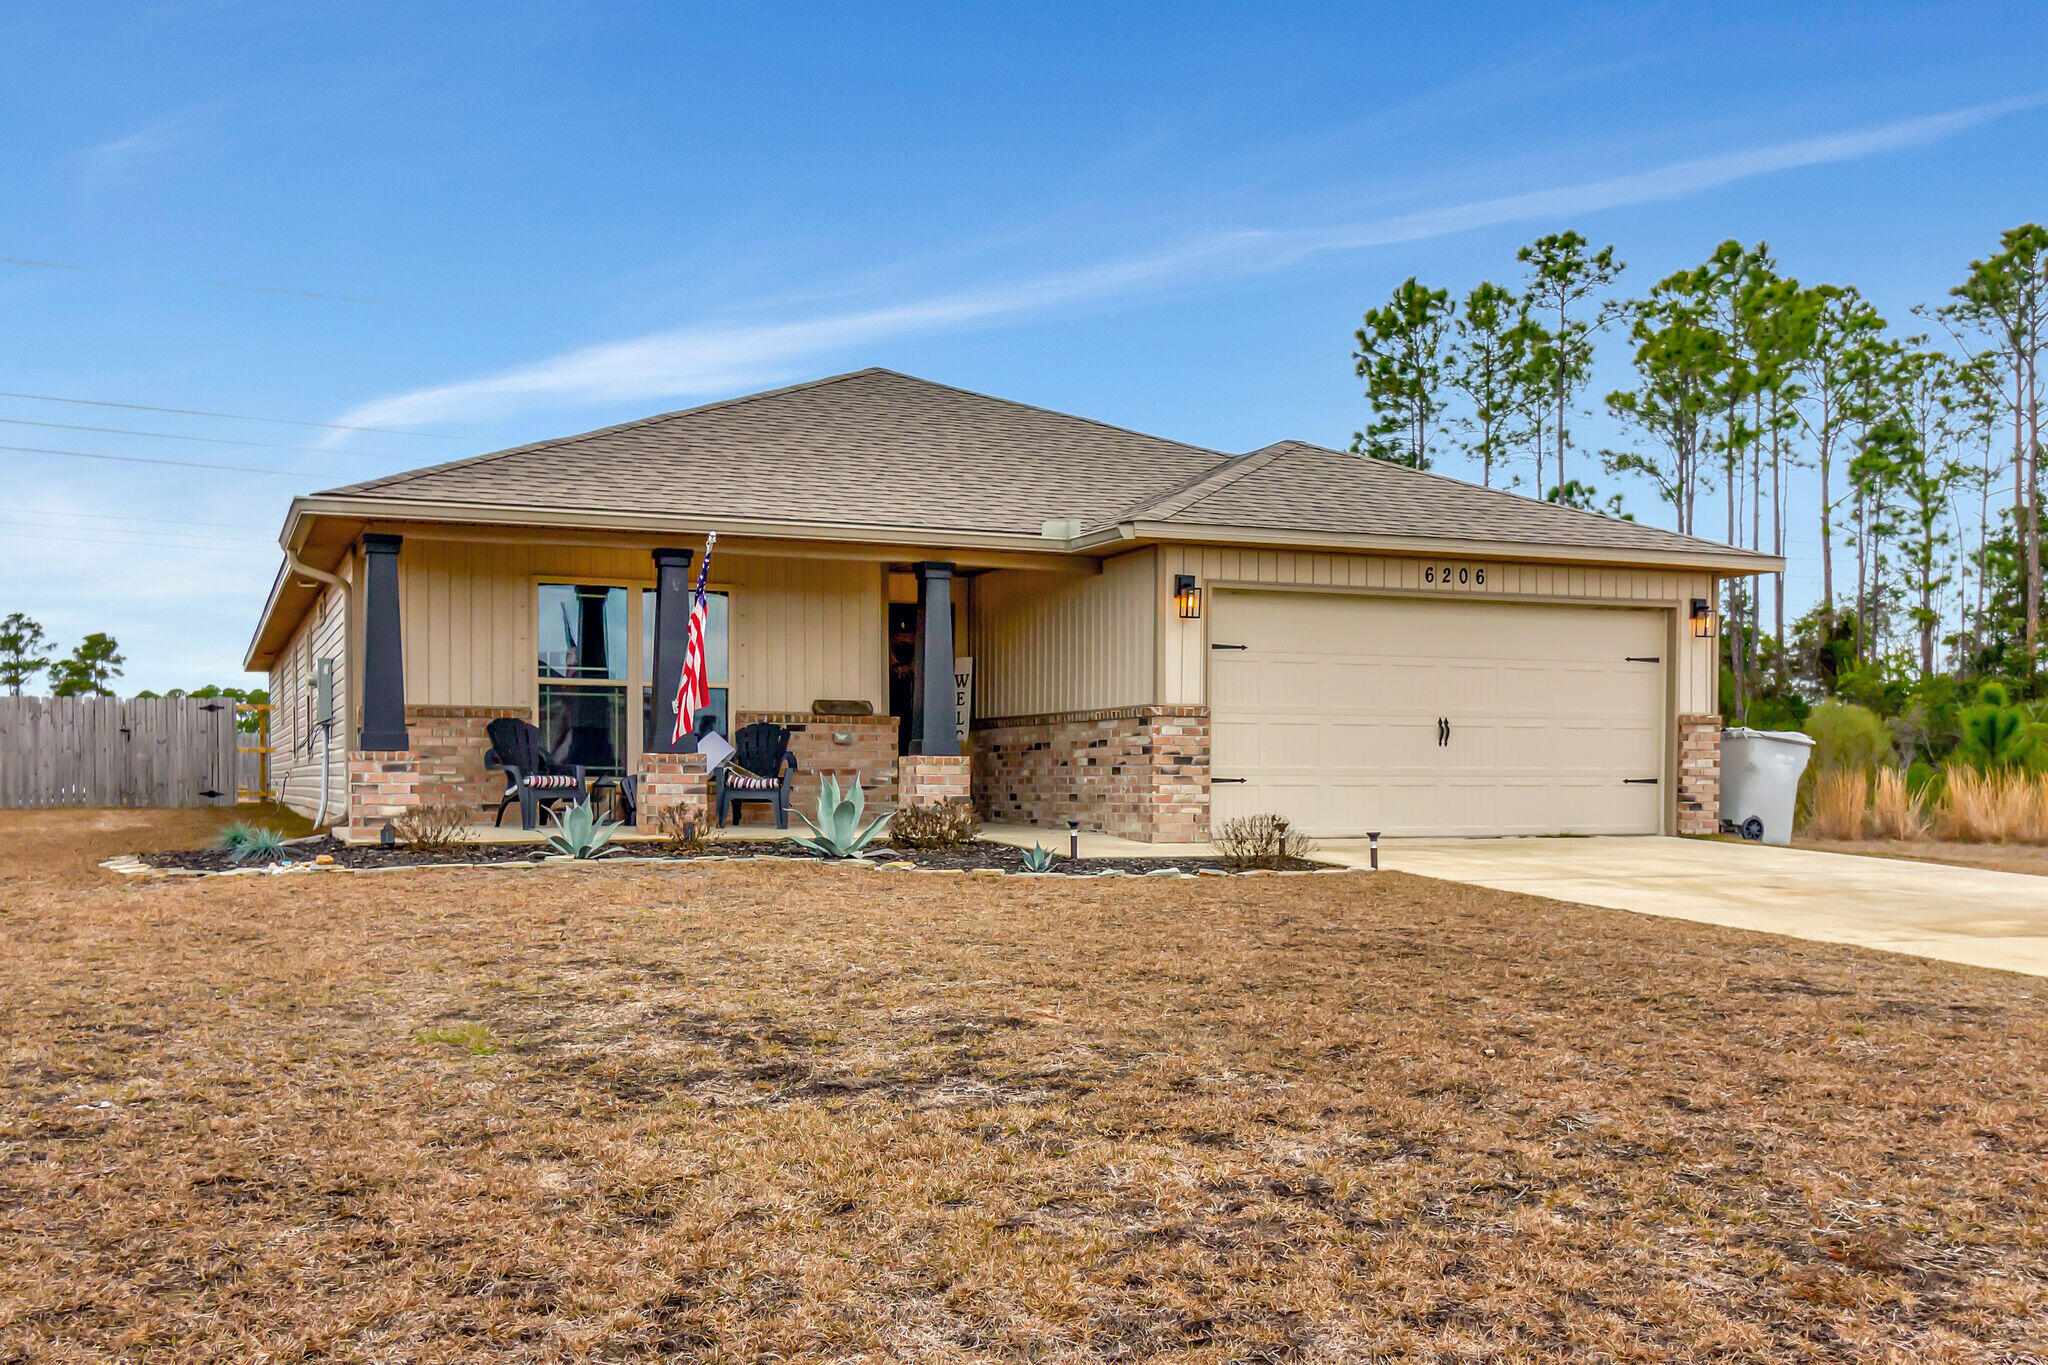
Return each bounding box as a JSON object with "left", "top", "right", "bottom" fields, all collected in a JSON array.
[{"left": 3, "top": 2, "right": 2045, "bottom": 692}]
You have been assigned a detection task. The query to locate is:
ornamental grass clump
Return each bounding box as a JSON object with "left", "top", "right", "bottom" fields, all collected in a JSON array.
[
  {"left": 1866, "top": 768, "right": 1927, "bottom": 841},
  {"left": 213, "top": 822, "right": 292, "bottom": 865},
  {"left": 1803, "top": 769, "right": 1867, "bottom": 841},
  {"left": 1937, "top": 768, "right": 2041, "bottom": 844}
]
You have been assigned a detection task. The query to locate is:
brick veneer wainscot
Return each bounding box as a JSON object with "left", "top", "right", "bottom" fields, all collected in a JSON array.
[
  {"left": 406, "top": 705, "right": 532, "bottom": 815},
  {"left": 898, "top": 754, "right": 971, "bottom": 807},
  {"left": 636, "top": 751, "right": 711, "bottom": 833},
  {"left": 346, "top": 750, "right": 420, "bottom": 838},
  {"left": 973, "top": 706, "right": 1210, "bottom": 843},
  {"left": 1676, "top": 713, "right": 1722, "bottom": 836},
  {"left": 735, "top": 711, "right": 899, "bottom": 815}
]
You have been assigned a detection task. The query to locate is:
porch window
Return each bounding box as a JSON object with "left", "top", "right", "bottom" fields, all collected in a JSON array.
[
  {"left": 642, "top": 588, "right": 729, "bottom": 747},
  {"left": 537, "top": 584, "right": 629, "bottom": 776}
]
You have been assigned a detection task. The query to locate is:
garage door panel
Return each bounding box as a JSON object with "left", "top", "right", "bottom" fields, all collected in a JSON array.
[{"left": 1210, "top": 591, "right": 1665, "bottom": 838}]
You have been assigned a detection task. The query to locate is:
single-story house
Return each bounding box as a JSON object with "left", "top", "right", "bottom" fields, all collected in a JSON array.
[{"left": 246, "top": 367, "right": 1778, "bottom": 841}]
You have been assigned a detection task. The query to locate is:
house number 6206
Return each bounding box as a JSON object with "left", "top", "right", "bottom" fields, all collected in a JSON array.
[{"left": 1424, "top": 565, "right": 1485, "bottom": 587}]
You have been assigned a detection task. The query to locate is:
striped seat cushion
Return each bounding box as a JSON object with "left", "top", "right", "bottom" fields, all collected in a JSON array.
[
  {"left": 522, "top": 774, "right": 582, "bottom": 789},
  {"left": 723, "top": 771, "right": 783, "bottom": 791}
]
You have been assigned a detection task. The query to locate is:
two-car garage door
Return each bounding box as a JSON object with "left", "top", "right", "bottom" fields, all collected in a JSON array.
[{"left": 1208, "top": 590, "right": 1667, "bottom": 837}]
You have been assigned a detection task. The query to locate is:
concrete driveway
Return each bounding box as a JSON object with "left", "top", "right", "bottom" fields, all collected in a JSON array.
[{"left": 1315, "top": 835, "right": 2048, "bottom": 978}]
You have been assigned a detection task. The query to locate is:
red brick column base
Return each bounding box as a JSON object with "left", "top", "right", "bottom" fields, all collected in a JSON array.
[
  {"left": 1677, "top": 714, "right": 1722, "bottom": 836},
  {"left": 972, "top": 706, "right": 1210, "bottom": 843},
  {"left": 898, "top": 754, "right": 971, "bottom": 806},
  {"left": 407, "top": 705, "right": 531, "bottom": 816},
  {"left": 637, "top": 752, "right": 711, "bottom": 834},
  {"left": 347, "top": 751, "right": 420, "bottom": 839},
  {"left": 736, "top": 712, "right": 900, "bottom": 812}
]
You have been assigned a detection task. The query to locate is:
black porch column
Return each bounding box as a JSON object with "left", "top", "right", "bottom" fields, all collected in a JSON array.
[
  {"left": 358, "top": 533, "right": 408, "bottom": 750},
  {"left": 909, "top": 561, "right": 959, "bottom": 756},
  {"left": 647, "top": 547, "right": 695, "bottom": 752}
]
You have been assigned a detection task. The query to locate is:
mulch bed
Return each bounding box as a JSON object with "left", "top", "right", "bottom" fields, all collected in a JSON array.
[{"left": 138, "top": 835, "right": 1332, "bottom": 876}]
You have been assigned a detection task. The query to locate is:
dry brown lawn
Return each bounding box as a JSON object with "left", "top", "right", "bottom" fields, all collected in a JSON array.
[{"left": 4, "top": 811, "right": 2046, "bottom": 1362}]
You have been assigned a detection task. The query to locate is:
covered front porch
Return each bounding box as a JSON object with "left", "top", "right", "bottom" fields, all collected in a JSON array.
[{"left": 318, "top": 528, "right": 1207, "bottom": 843}]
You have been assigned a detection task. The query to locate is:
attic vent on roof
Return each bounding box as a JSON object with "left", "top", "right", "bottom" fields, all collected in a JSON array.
[{"left": 1040, "top": 517, "right": 1083, "bottom": 540}]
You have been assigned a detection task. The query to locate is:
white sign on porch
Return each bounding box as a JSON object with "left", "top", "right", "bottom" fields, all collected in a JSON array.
[{"left": 953, "top": 656, "right": 973, "bottom": 746}]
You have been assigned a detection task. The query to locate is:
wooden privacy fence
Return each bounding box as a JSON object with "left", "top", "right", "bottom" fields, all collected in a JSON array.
[{"left": 0, "top": 696, "right": 239, "bottom": 808}]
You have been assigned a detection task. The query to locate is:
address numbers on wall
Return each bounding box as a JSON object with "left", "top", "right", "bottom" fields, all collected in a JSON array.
[{"left": 1422, "top": 564, "right": 1487, "bottom": 588}]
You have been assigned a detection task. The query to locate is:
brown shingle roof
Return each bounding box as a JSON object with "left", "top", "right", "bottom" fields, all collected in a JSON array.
[
  {"left": 321, "top": 368, "right": 1222, "bottom": 536},
  {"left": 1132, "top": 439, "right": 1747, "bottom": 558},
  {"left": 315, "top": 369, "right": 1764, "bottom": 564}
]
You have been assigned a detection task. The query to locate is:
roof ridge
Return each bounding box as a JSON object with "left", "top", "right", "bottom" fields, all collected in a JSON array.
[
  {"left": 318, "top": 367, "right": 890, "bottom": 497},
  {"left": 1245, "top": 438, "right": 1742, "bottom": 554},
  {"left": 860, "top": 369, "right": 1228, "bottom": 463},
  {"left": 1115, "top": 445, "right": 1287, "bottom": 524}
]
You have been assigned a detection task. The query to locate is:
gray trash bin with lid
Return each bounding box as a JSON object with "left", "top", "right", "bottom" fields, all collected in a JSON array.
[{"left": 1718, "top": 727, "right": 1815, "bottom": 846}]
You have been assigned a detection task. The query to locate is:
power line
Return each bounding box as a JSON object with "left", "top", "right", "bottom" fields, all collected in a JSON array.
[
  {"left": 0, "top": 388, "right": 468, "bottom": 439},
  {"left": 0, "top": 526, "right": 277, "bottom": 554},
  {"left": 0, "top": 505, "right": 272, "bottom": 535},
  {"left": 0, "top": 443, "right": 322, "bottom": 477},
  {"left": 0, "top": 512, "right": 271, "bottom": 543},
  {"left": 0, "top": 415, "right": 467, "bottom": 457}
]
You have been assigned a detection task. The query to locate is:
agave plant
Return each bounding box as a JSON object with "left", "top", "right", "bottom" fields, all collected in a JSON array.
[
  {"left": 544, "top": 802, "right": 618, "bottom": 859},
  {"left": 1020, "top": 843, "right": 1056, "bottom": 872},
  {"left": 793, "top": 775, "right": 889, "bottom": 858}
]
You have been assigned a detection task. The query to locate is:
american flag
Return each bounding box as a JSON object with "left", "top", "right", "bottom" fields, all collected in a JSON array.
[{"left": 670, "top": 532, "right": 716, "bottom": 744}]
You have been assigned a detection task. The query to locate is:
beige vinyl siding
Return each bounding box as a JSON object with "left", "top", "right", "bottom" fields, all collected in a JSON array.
[
  {"left": 1154, "top": 545, "right": 1717, "bottom": 715},
  {"left": 392, "top": 539, "right": 887, "bottom": 714},
  {"left": 267, "top": 578, "right": 349, "bottom": 820},
  {"left": 969, "top": 548, "right": 1157, "bottom": 718}
]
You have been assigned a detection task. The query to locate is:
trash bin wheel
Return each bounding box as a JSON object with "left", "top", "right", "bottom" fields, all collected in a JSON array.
[{"left": 1740, "top": 816, "right": 1764, "bottom": 842}]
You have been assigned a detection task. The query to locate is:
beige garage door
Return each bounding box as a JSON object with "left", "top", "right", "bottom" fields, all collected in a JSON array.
[{"left": 1209, "top": 591, "right": 1667, "bottom": 837}]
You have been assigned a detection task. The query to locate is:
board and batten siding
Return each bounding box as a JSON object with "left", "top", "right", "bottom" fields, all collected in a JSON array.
[
  {"left": 391, "top": 539, "right": 887, "bottom": 713},
  {"left": 969, "top": 548, "right": 1158, "bottom": 719},
  {"left": 267, "top": 577, "right": 349, "bottom": 819},
  {"left": 1153, "top": 545, "right": 1719, "bottom": 716}
]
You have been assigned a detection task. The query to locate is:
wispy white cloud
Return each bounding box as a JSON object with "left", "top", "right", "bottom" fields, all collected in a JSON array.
[
  {"left": 71, "top": 114, "right": 195, "bottom": 196},
  {"left": 334, "top": 94, "right": 2044, "bottom": 434}
]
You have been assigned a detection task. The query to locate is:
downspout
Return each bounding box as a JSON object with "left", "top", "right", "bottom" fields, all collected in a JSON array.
[{"left": 285, "top": 547, "right": 348, "bottom": 829}]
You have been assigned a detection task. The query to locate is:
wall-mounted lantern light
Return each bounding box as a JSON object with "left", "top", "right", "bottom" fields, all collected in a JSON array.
[
  {"left": 1174, "top": 573, "right": 1202, "bottom": 620},
  {"left": 1690, "top": 598, "right": 1719, "bottom": 640}
]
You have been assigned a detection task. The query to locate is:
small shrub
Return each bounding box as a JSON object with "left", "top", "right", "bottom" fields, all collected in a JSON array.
[
  {"left": 654, "top": 805, "right": 720, "bottom": 855},
  {"left": 1802, "top": 700, "right": 1893, "bottom": 774},
  {"left": 1866, "top": 768, "right": 1926, "bottom": 841},
  {"left": 1020, "top": 843, "right": 1056, "bottom": 872},
  {"left": 1803, "top": 769, "right": 1867, "bottom": 841},
  {"left": 394, "top": 803, "right": 469, "bottom": 852},
  {"left": 889, "top": 800, "right": 983, "bottom": 849},
  {"left": 1214, "top": 813, "right": 1314, "bottom": 871}
]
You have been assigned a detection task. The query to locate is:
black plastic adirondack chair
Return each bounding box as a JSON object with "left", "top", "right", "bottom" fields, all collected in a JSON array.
[
  {"left": 716, "top": 722, "right": 799, "bottom": 828},
  {"left": 484, "top": 716, "right": 589, "bottom": 829}
]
